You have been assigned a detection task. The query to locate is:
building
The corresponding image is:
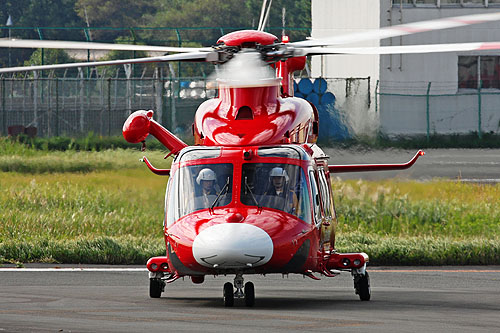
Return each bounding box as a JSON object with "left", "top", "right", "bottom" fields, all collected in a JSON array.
[{"left": 311, "top": 0, "right": 500, "bottom": 136}]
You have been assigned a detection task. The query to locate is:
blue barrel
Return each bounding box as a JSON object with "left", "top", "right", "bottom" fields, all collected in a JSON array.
[
  {"left": 313, "top": 78, "right": 327, "bottom": 94},
  {"left": 317, "top": 104, "right": 351, "bottom": 141},
  {"left": 306, "top": 92, "right": 320, "bottom": 106},
  {"left": 320, "top": 92, "right": 336, "bottom": 105},
  {"left": 297, "top": 78, "right": 313, "bottom": 95}
]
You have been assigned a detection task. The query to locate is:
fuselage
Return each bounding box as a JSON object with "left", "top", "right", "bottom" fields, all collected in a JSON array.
[{"left": 163, "top": 144, "right": 336, "bottom": 277}]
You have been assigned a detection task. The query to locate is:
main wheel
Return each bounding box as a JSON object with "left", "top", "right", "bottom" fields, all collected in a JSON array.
[
  {"left": 150, "top": 278, "right": 164, "bottom": 298},
  {"left": 244, "top": 282, "right": 255, "bottom": 307},
  {"left": 354, "top": 272, "right": 371, "bottom": 301},
  {"left": 223, "top": 282, "right": 234, "bottom": 307}
]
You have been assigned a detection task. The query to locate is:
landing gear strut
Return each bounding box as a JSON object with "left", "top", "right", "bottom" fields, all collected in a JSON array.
[{"left": 223, "top": 274, "right": 255, "bottom": 307}]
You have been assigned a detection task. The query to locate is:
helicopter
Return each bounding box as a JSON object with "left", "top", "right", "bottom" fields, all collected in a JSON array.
[{"left": 2, "top": 10, "right": 500, "bottom": 307}]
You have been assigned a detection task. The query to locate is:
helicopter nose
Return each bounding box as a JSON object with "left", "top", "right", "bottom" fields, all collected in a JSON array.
[{"left": 192, "top": 223, "right": 273, "bottom": 269}]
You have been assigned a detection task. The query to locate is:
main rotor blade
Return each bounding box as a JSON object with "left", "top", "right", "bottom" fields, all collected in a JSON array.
[
  {"left": 292, "top": 11, "right": 500, "bottom": 48},
  {"left": 0, "top": 38, "right": 211, "bottom": 53},
  {"left": 0, "top": 52, "right": 214, "bottom": 74},
  {"left": 300, "top": 41, "right": 500, "bottom": 56}
]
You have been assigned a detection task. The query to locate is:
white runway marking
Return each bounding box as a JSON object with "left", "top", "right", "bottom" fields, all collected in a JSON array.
[
  {"left": 1, "top": 267, "right": 499, "bottom": 273},
  {"left": 0, "top": 268, "right": 148, "bottom": 272}
]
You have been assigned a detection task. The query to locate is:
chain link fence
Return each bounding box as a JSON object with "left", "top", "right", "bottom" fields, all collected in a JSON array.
[
  {"left": 0, "top": 69, "right": 215, "bottom": 139},
  {"left": 378, "top": 81, "right": 500, "bottom": 138},
  {"left": 3, "top": 73, "right": 499, "bottom": 140}
]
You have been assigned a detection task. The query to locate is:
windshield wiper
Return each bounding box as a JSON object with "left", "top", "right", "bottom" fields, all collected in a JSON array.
[
  {"left": 210, "top": 177, "right": 230, "bottom": 210},
  {"left": 244, "top": 177, "right": 260, "bottom": 207}
]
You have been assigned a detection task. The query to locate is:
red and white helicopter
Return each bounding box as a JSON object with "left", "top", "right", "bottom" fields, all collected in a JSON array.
[{"left": 3, "top": 10, "right": 500, "bottom": 307}]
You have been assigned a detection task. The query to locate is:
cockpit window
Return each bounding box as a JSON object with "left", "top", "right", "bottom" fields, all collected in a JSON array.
[
  {"left": 166, "top": 163, "right": 233, "bottom": 225},
  {"left": 257, "top": 146, "right": 308, "bottom": 160},
  {"left": 175, "top": 147, "right": 221, "bottom": 162},
  {"left": 241, "top": 163, "right": 311, "bottom": 224}
]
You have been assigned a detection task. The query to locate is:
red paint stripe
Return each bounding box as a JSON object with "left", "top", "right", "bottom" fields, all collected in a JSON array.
[
  {"left": 448, "top": 19, "right": 483, "bottom": 25},
  {"left": 478, "top": 43, "right": 500, "bottom": 51},
  {"left": 394, "top": 26, "right": 431, "bottom": 34}
]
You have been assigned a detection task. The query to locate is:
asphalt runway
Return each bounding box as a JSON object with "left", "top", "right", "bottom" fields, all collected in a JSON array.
[
  {"left": 1, "top": 266, "right": 500, "bottom": 332},
  {"left": 323, "top": 148, "right": 500, "bottom": 181}
]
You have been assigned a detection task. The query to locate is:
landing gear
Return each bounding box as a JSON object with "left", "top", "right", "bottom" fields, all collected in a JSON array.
[
  {"left": 149, "top": 278, "right": 165, "bottom": 298},
  {"left": 353, "top": 271, "right": 371, "bottom": 301},
  {"left": 223, "top": 282, "right": 234, "bottom": 307},
  {"left": 244, "top": 282, "right": 255, "bottom": 307},
  {"left": 223, "top": 274, "right": 255, "bottom": 307}
]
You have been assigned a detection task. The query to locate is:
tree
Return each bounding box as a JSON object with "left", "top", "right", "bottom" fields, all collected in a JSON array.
[
  {"left": 74, "top": 0, "right": 157, "bottom": 41},
  {"left": 0, "top": 0, "right": 84, "bottom": 67},
  {"left": 244, "top": 0, "right": 311, "bottom": 41},
  {"left": 141, "top": 0, "right": 311, "bottom": 46}
]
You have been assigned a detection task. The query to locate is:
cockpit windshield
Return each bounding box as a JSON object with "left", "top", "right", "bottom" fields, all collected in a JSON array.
[
  {"left": 241, "top": 163, "right": 311, "bottom": 224},
  {"left": 166, "top": 163, "right": 233, "bottom": 225}
]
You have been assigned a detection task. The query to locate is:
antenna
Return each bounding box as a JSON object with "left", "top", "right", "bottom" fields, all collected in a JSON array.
[
  {"left": 258, "top": 0, "right": 267, "bottom": 31},
  {"left": 258, "top": 0, "right": 273, "bottom": 31},
  {"left": 261, "top": 0, "right": 273, "bottom": 31}
]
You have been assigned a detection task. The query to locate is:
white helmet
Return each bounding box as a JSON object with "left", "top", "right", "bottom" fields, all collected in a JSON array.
[
  {"left": 196, "top": 168, "right": 216, "bottom": 185},
  {"left": 269, "top": 167, "right": 289, "bottom": 182}
]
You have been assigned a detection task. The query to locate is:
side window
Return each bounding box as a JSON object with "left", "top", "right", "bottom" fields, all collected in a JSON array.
[
  {"left": 309, "top": 170, "right": 321, "bottom": 226},
  {"left": 317, "top": 167, "right": 331, "bottom": 218},
  {"left": 165, "top": 170, "right": 178, "bottom": 227}
]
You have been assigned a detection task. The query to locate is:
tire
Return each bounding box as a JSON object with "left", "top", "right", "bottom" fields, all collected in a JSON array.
[
  {"left": 150, "top": 278, "right": 163, "bottom": 298},
  {"left": 223, "top": 282, "right": 234, "bottom": 307},
  {"left": 244, "top": 282, "right": 255, "bottom": 307},
  {"left": 354, "top": 272, "right": 371, "bottom": 301}
]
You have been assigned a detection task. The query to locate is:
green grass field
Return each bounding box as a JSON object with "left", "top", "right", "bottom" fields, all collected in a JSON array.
[{"left": 1, "top": 139, "right": 499, "bottom": 265}]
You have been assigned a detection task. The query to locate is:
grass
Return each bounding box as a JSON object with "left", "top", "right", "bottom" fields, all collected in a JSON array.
[
  {"left": 332, "top": 179, "right": 500, "bottom": 238},
  {"left": 0, "top": 141, "right": 499, "bottom": 265},
  {"left": 0, "top": 137, "right": 171, "bottom": 173}
]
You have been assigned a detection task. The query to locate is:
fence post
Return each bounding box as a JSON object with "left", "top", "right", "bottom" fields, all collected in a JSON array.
[
  {"left": 478, "top": 80, "right": 482, "bottom": 139},
  {"left": 1, "top": 78, "right": 5, "bottom": 135},
  {"left": 34, "top": 71, "right": 39, "bottom": 128},
  {"left": 79, "top": 68, "right": 84, "bottom": 133},
  {"left": 55, "top": 78, "right": 59, "bottom": 136},
  {"left": 154, "top": 67, "right": 163, "bottom": 125},
  {"left": 426, "top": 81, "right": 432, "bottom": 142},
  {"left": 107, "top": 78, "right": 111, "bottom": 136}
]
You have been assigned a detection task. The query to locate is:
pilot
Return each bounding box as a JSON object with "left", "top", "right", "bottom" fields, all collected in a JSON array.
[
  {"left": 195, "top": 168, "right": 218, "bottom": 209},
  {"left": 261, "top": 167, "right": 298, "bottom": 214}
]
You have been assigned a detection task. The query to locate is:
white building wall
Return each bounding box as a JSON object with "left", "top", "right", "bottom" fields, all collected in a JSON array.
[
  {"left": 310, "top": 0, "right": 381, "bottom": 137},
  {"left": 381, "top": 5, "right": 500, "bottom": 93},
  {"left": 311, "top": 0, "right": 500, "bottom": 136},
  {"left": 311, "top": 0, "right": 380, "bottom": 80}
]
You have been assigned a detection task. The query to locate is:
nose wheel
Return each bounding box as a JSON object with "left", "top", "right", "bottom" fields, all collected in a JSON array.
[{"left": 223, "top": 274, "right": 255, "bottom": 307}]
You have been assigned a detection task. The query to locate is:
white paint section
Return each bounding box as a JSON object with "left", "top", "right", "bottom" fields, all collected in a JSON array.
[{"left": 192, "top": 223, "right": 273, "bottom": 269}]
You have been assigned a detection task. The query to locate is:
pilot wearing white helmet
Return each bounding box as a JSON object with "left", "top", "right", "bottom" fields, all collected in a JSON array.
[
  {"left": 194, "top": 168, "right": 219, "bottom": 210},
  {"left": 196, "top": 168, "right": 217, "bottom": 196},
  {"left": 269, "top": 167, "right": 289, "bottom": 196},
  {"left": 261, "top": 167, "right": 298, "bottom": 214}
]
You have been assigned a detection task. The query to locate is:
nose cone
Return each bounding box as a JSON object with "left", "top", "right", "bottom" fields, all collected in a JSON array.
[{"left": 192, "top": 223, "right": 273, "bottom": 269}]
